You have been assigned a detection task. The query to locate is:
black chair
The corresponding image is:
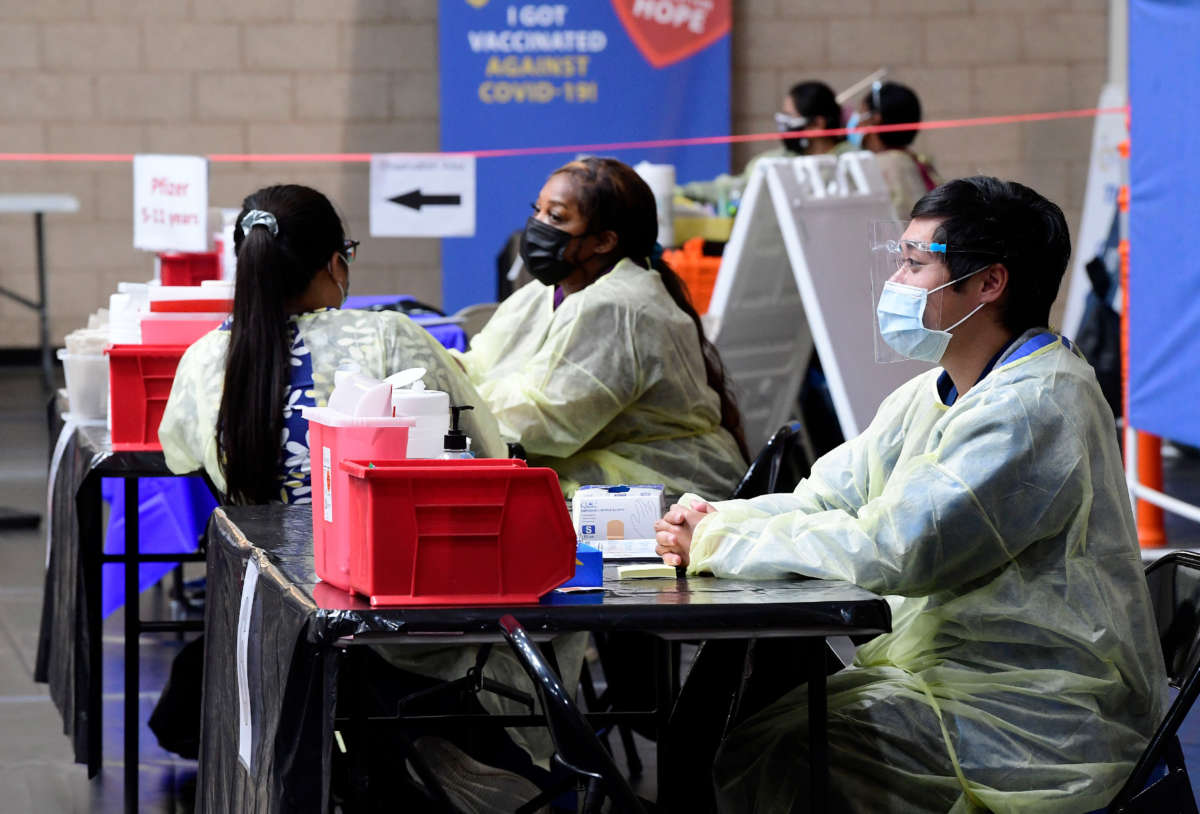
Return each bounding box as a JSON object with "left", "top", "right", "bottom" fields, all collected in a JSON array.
[
  {"left": 730, "top": 420, "right": 812, "bottom": 500},
  {"left": 499, "top": 614, "right": 649, "bottom": 814},
  {"left": 1107, "top": 550, "right": 1200, "bottom": 813}
]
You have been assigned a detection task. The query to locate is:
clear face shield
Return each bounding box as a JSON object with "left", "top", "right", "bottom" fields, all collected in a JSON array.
[{"left": 870, "top": 220, "right": 945, "bottom": 364}]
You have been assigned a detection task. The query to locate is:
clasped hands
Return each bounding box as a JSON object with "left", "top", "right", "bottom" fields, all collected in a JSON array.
[{"left": 653, "top": 501, "right": 716, "bottom": 569}]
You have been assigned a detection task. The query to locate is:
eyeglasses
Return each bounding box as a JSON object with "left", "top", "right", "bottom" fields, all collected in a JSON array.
[{"left": 341, "top": 239, "right": 360, "bottom": 264}]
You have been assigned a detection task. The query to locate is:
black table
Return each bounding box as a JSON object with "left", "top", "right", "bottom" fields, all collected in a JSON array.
[
  {"left": 34, "top": 420, "right": 205, "bottom": 814},
  {"left": 197, "top": 504, "right": 892, "bottom": 813}
]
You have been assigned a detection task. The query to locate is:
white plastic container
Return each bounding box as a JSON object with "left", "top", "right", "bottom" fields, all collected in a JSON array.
[
  {"left": 634, "top": 161, "right": 676, "bottom": 248},
  {"left": 329, "top": 370, "right": 393, "bottom": 417},
  {"left": 217, "top": 208, "right": 240, "bottom": 280},
  {"left": 110, "top": 283, "right": 150, "bottom": 345},
  {"left": 147, "top": 280, "right": 234, "bottom": 313},
  {"left": 57, "top": 348, "right": 109, "bottom": 419},
  {"left": 390, "top": 389, "right": 451, "bottom": 458}
]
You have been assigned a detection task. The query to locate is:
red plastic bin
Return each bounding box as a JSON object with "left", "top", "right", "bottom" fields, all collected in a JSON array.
[
  {"left": 159, "top": 252, "right": 221, "bottom": 286},
  {"left": 340, "top": 458, "right": 576, "bottom": 606},
  {"left": 106, "top": 344, "right": 187, "bottom": 451},
  {"left": 303, "top": 407, "right": 414, "bottom": 592},
  {"left": 139, "top": 314, "right": 225, "bottom": 345}
]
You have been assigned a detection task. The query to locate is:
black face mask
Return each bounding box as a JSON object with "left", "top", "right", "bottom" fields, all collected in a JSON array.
[
  {"left": 781, "top": 136, "right": 810, "bottom": 154},
  {"left": 520, "top": 216, "right": 579, "bottom": 286}
]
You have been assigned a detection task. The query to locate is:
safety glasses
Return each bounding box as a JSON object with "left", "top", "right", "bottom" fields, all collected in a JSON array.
[
  {"left": 881, "top": 239, "right": 947, "bottom": 272},
  {"left": 340, "top": 239, "right": 360, "bottom": 264}
]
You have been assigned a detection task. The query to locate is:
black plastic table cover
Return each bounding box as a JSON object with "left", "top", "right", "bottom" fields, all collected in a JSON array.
[
  {"left": 198, "top": 503, "right": 891, "bottom": 813},
  {"left": 34, "top": 420, "right": 172, "bottom": 768}
]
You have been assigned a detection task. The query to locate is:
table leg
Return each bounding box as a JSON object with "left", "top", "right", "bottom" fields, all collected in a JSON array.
[
  {"left": 654, "top": 637, "right": 673, "bottom": 799},
  {"left": 807, "top": 639, "right": 828, "bottom": 813},
  {"left": 34, "top": 211, "right": 52, "bottom": 393},
  {"left": 123, "top": 478, "right": 139, "bottom": 814},
  {"left": 80, "top": 473, "right": 103, "bottom": 778}
]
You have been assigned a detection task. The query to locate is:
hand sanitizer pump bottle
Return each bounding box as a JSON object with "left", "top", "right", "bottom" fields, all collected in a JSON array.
[{"left": 440, "top": 405, "right": 476, "bottom": 459}]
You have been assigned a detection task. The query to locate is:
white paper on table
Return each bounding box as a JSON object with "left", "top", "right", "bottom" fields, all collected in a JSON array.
[{"left": 237, "top": 557, "right": 260, "bottom": 772}]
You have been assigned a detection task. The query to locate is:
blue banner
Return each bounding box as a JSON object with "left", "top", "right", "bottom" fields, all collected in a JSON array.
[
  {"left": 1129, "top": 0, "right": 1200, "bottom": 447},
  {"left": 438, "top": 0, "right": 731, "bottom": 312}
]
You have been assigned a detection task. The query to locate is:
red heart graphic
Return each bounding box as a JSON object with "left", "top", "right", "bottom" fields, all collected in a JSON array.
[{"left": 610, "top": 0, "right": 732, "bottom": 69}]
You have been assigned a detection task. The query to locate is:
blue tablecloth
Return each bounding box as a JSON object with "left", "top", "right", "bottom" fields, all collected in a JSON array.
[
  {"left": 99, "top": 477, "right": 216, "bottom": 618},
  {"left": 412, "top": 316, "right": 468, "bottom": 352},
  {"left": 343, "top": 294, "right": 468, "bottom": 352}
]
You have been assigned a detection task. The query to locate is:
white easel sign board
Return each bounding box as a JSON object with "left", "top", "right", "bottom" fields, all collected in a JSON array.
[
  {"left": 767, "top": 156, "right": 930, "bottom": 439},
  {"left": 706, "top": 152, "right": 929, "bottom": 450},
  {"left": 132, "top": 154, "right": 209, "bottom": 252},
  {"left": 370, "top": 153, "right": 476, "bottom": 238}
]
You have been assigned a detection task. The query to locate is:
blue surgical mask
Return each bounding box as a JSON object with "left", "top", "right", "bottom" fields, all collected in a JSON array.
[
  {"left": 876, "top": 270, "right": 987, "bottom": 363},
  {"left": 846, "top": 111, "right": 865, "bottom": 149}
]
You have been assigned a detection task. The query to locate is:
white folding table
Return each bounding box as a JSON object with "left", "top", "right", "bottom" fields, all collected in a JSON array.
[{"left": 0, "top": 194, "right": 81, "bottom": 391}]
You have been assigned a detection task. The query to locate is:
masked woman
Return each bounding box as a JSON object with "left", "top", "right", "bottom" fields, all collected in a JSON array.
[
  {"left": 680, "top": 80, "right": 851, "bottom": 207},
  {"left": 454, "top": 156, "right": 749, "bottom": 499}
]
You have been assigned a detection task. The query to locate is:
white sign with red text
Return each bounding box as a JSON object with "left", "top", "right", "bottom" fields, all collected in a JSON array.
[{"left": 133, "top": 154, "right": 210, "bottom": 252}]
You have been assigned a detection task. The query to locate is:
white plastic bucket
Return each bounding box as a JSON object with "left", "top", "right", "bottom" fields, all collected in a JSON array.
[
  {"left": 390, "top": 389, "right": 450, "bottom": 458},
  {"left": 57, "top": 348, "right": 109, "bottom": 419}
]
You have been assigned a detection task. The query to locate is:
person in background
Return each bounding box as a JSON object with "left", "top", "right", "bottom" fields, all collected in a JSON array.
[
  {"left": 159, "top": 184, "right": 505, "bottom": 502},
  {"left": 655, "top": 177, "right": 1166, "bottom": 812},
  {"left": 681, "top": 80, "right": 850, "bottom": 207},
  {"left": 848, "top": 80, "right": 941, "bottom": 219},
  {"left": 454, "top": 156, "right": 749, "bottom": 501}
]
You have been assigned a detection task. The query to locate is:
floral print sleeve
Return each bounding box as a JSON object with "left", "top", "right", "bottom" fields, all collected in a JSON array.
[{"left": 277, "top": 318, "right": 318, "bottom": 503}]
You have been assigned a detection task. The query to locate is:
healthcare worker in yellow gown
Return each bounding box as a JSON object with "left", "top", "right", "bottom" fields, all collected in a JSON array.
[
  {"left": 655, "top": 177, "right": 1166, "bottom": 813},
  {"left": 454, "top": 156, "right": 749, "bottom": 499}
]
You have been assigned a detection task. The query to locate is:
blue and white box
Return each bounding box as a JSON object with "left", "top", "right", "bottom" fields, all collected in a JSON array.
[{"left": 571, "top": 484, "right": 664, "bottom": 559}]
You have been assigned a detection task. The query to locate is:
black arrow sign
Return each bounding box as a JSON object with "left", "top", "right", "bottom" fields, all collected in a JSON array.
[{"left": 389, "top": 188, "right": 462, "bottom": 211}]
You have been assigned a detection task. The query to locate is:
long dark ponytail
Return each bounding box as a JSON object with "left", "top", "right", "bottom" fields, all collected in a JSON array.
[
  {"left": 551, "top": 157, "right": 750, "bottom": 462},
  {"left": 217, "top": 185, "right": 344, "bottom": 504}
]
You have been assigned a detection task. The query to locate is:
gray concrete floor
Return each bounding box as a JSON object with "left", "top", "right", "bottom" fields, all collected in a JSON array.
[{"left": 0, "top": 365, "right": 197, "bottom": 813}]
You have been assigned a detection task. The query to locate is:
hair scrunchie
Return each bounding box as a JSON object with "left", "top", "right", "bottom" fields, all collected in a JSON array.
[{"left": 241, "top": 209, "right": 279, "bottom": 237}]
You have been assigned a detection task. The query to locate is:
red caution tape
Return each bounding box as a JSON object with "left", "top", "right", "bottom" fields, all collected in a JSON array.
[{"left": 0, "top": 106, "right": 1128, "bottom": 164}]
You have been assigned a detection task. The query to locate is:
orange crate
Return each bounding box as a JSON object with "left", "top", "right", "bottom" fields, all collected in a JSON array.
[{"left": 662, "top": 236, "right": 721, "bottom": 314}]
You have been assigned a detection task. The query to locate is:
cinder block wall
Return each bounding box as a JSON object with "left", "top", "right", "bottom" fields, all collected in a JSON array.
[
  {"left": 732, "top": 1, "right": 1108, "bottom": 222},
  {"left": 0, "top": 0, "right": 1107, "bottom": 347}
]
